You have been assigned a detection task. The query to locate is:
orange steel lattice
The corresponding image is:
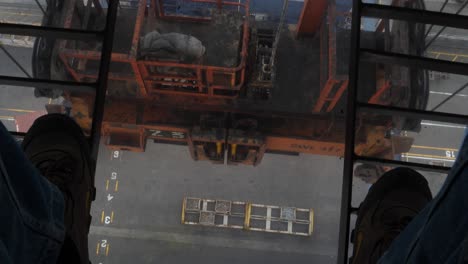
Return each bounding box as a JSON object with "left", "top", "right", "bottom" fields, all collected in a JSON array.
[
  {"left": 58, "top": 0, "right": 250, "bottom": 98},
  {"left": 53, "top": 0, "right": 409, "bottom": 166},
  {"left": 297, "top": 0, "right": 327, "bottom": 36},
  {"left": 314, "top": 0, "right": 349, "bottom": 113}
]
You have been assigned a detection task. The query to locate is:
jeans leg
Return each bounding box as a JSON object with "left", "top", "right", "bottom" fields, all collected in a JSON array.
[
  {"left": 379, "top": 133, "right": 468, "bottom": 264},
  {"left": 0, "top": 121, "right": 65, "bottom": 264}
]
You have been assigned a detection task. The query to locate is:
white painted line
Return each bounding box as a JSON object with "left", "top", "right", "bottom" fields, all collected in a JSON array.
[
  {"left": 401, "top": 155, "right": 455, "bottom": 163},
  {"left": 288, "top": 222, "right": 293, "bottom": 233},
  {"left": 202, "top": 201, "right": 207, "bottom": 211},
  {"left": 0, "top": 116, "right": 15, "bottom": 121},
  {"left": 430, "top": 91, "right": 468, "bottom": 97},
  {"left": 266, "top": 208, "right": 271, "bottom": 230},
  {"left": 421, "top": 122, "right": 466, "bottom": 129},
  {"left": 427, "top": 33, "right": 468, "bottom": 42},
  {"left": 90, "top": 226, "right": 334, "bottom": 255},
  {"left": 223, "top": 215, "right": 228, "bottom": 226}
]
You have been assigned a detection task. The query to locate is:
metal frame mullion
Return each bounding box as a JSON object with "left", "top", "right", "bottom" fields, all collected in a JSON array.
[
  {"left": 0, "top": 75, "right": 97, "bottom": 93},
  {"left": 337, "top": 0, "right": 362, "bottom": 262},
  {"left": 0, "top": 23, "right": 104, "bottom": 41},
  {"left": 361, "top": 49, "right": 468, "bottom": 76},
  {"left": 339, "top": 1, "right": 468, "bottom": 263},
  {"left": 89, "top": 0, "right": 119, "bottom": 164},
  {"left": 10, "top": 131, "right": 27, "bottom": 137},
  {"left": 0, "top": 0, "right": 119, "bottom": 169},
  {"left": 362, "top": 3, "right": 468, "bottom": 30},
  {"left": 358, "top": 103, "right": 468, "bottom": 125},
  {"left": 356, "top": 156, "right": 451, "bottom": 174}
]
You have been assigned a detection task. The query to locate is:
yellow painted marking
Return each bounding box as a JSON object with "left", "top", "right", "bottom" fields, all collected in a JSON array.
[
  {"left": 452, "top": 55, "right": 459, "bottom": 62},
  {"left": 111, "top": 211, "right": 114, "bottom": 223},
  {"left": 403, "top": 152, "right": 455, "bottom": 160},
  {"left": 96, "top": 242, "right": 100, "bottom": 255},
  {"left": 0, "top": 11, "right": 42, "bottom": 17},
  {"left": 231, "top": 144, "right": 237, "bottom": 156},
  {"left": 244, "top": 203, "right": 252, "bottom": 230},
  {"left": 106, "top": 180, "right": 109, "bottom": 191},
  {"left": 0, "top": 108, "right": 35, "bottom": 113},
  {"left": 216, "top": 142, "right": 222, "bottom": 155},
  {"left": 181, "top": 198, "right": 186, "bottom": 224},
  {"left": 101, "top": 211, "right": 104, "bottom": 223},
  {"left": 412, "top": 145, "right": 458, "bottom": 152},
  {"left": 429, "top": 51, "right": 468, "bottom": 59},
  {"left": 435, "top": 53, "right": 440, "bottom": 59},
  {"left": 114, "top": 180, "right": 119, "bottom": 192},
  {"left": 105, "top": 244, "right": 110, "bottom": 256}
]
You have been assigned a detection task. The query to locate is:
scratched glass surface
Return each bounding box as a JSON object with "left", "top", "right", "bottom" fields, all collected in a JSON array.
[
  {"left": 358, "top": 10, "right": 468, "bottom": 117},
  {"left": 0, "top": 0, "right": 107, "bottom": 30},
  {"left": 89, "top": 1, "right": 345, "bottom": 262},
  {"left": 1, "top": 1, "right": 467, "bottom": 263},
  {"left": 364, "top": 0, "right": 468, "bottom": 15}
]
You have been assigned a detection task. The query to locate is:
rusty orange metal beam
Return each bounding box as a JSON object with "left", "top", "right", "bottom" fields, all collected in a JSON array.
[
  {"left": 131, "top": 0, "right": 147, "bottom": 58},
  {"left": 102, "top": 125, "right": 146, "bottom": 152},
  {"left": 368, "top": 81, "right": 391, "bottom": 104},
  {"left": 59, "top": 50, "right": 130, "bottom": 61},
  {"left": 131, "top": 61, "right": 147, "bottom": 97},
  {"left": 297, "top": 0, "right": 328, "bottom": 36},
  {"left": 266, "top": 136, "right": 344, "bottom": 156},
  {"left": 58, "top": 0, "right": 250, "bottom": 99},
  {"left": 314, "top": 79, "right": 337, "bottom": 112},
  {"left": 326, "top": 80, "right": 348, "bottom": 112}
]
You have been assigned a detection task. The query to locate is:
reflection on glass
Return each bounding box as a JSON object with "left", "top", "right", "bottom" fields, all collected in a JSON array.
[
  {"left": 0, "top": 84, "right": 93, "bottom": 133},
  {"left": 363, "top": 0, "right": 468, "bottom": 15},
  {"left": 0, "top": 0, "right": 107, "bottom": 30},
  {"left": 352, "top": 162, "right": 448, "bottom": 208},
  {"left": 357, "top": 61, "right": 468, "bottom": 116},
  {"left": 0, "top": 0, "right": 44, "bottom": 27},
  {"left": 354, "top": 109, "right": 466, "bottom": 169},
  {"left": 1, "top": 0, "right": 467, "bottom": 263}
]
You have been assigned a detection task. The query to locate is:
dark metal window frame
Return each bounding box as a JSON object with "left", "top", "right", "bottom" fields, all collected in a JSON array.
[
  {"left": 0, "top": 1, "right": 119, "bottom": 170},
  {"left": 339, "top": 1, "right": 468, "bottom": 263}
]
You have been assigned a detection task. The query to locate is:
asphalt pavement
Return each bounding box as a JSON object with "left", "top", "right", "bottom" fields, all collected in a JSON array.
[{"left": 89, "top": 144, "right": 343, "bottom": 264}]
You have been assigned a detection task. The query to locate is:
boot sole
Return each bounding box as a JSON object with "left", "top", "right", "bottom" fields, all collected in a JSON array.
[
  {"left": 22, "top": 114, "right": 96, "bottom": 230},
  {"left": 350, "top": 167, "right": 433, "bottom": 263}
]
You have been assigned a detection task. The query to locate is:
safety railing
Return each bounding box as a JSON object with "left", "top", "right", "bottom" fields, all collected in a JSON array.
[
  {"left": 56, "top": 0, "right": 250, "bottom": 98},
  {"left": 142, "top": 0, "right": 250, "bottom": 97},
  {"left": 315, "top": 0, "right": 351, "bottom": 113}
]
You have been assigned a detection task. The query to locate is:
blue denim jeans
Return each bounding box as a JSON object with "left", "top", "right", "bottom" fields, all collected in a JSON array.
[
  {"left": 379, "top": 129, "right": 468, "bottom": 264},
  {"left": 0, "top": 121, "right": 65, "bottom": 264}
]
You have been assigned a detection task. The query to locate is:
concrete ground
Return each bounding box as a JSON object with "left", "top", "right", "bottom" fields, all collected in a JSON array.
[{"left": 89, "top": 143, "right": 344, "bottom": 264}]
